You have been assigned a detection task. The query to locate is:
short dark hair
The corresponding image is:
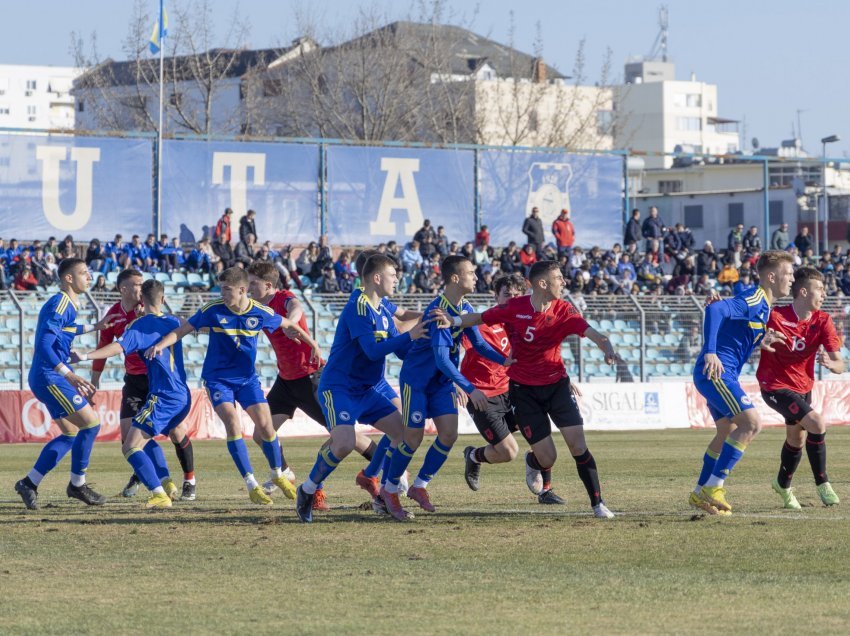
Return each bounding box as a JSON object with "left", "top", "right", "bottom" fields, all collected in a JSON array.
[
  {"left": 58, "top": 257, "right": 86, "bottom": 279},
  {"left": 441, "top": 255, "right": 471, "bottom": 284},
  {"left": 791, "top": 266, "right": 824, "bottom": 297},
  {"left": 247, "top": 261, "right": 279, "bottom": 286},
  {"left": 528, "top": 260, "right": 561, "bottom": 283},
  {"left": 141, "top": 279, "right": 164, "bottom": 305},
  {"left": 355, "top": 249, "right": 381, "bottom": 277},
  {"left": 218, "top": 267, "right": 248, "bottom": 286},
  {"left": 117, "top": 269, "right": 143, "bottom": 287},
  {"left": 493, "top": 273, "right": 526, "bottom": 295},
  {"left": 362, "top": 254, "right": 397, "bottom": 280}
]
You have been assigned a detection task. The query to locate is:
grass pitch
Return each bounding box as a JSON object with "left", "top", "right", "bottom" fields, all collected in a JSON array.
[{"left": 3, "top": 428, "right": 850, "bottom": 634}]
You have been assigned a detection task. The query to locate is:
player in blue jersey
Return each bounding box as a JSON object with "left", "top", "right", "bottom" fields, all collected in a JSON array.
[
  {"left": 381, "top": 255, "right": 510, "bottom": 520},
  {"left": 690, "top": 250, "right": 794, "bottom": 515},
  {"left": 71, "top": 279, "right": 189, "bottom": 509},
  {"left": 294, "top": 254, "right": 429, "bottom": 522},
  {"left": 146, "top": 267, "right": 298, "bottom": 506},
  {"left": 14, "top": 258, "right": 117, "bottom": 510}
]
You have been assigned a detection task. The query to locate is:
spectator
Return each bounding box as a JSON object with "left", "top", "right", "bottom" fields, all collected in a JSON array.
[
  {"left": 717, "top": 260, "right": 740, "bottom": 293},
  {"left": 235, "top": 232, "right": 257, "bottom": 268},
  {"left": 676, "top": 326, "right": 701, "bottom": 360},
  {"left": 771, "top": 223, "right": 790, "bottom": 250},
  {"left": 676, "top": 223, "right": 695, "bottom": 254},
  {"left": 693, "top": 274, "right": 715, "bottom": 296},
  {"left": 472, "top": 241, "right": 490, "bottom": 273},
  {"left": 521, "top": 207, "right": 545, "bottom": 252},
  {"left": 742, "top": 226, "right": 762, "bottom": 253},
  {"left": 401, "top": 240, "right": 424, "bottom": 273},
  {"left": 460, "top": 241, "right": 475, "bottom": 260},
  {"left": 663, "top": 225, "right": 682, "bottom": 262},
  {"left": 419, "top": 234, "right": 438, "bottom": 263},
  {"left": 733, "top": 271, "right": 756, "bottom": 296},
  {"left": 13, "top": 263, "right": 39, "bottom": 291},
  {"left": 143, "top": 233, "right": 158, "bottom": 271},
  {"left": 475, "top": 225, "right": 490, "bottom": 248},
  {"left": 296, "top": 242, "right": 319, "bottom": 280},
  {"left": 794, "top": 226, "right": 813, "bottom": 254},
  {"left": 310, "top": 235, "right": 334, "bottom": 280},
  {"left": 499, "top": 242, "right": 521, "bottom": 273},
  {"left": 124, "top": 235, "right": 146, "bottom": 269},
  {"left": 334, "top": 251, "right": 355, "bottom": 293},
  {"left": 475, "top": 270, "right": 494, "bottom": 293},
  {"left": 44, "top": 236, "right": 59, "bottom": 258},
  {"left": 162, "top": 238, "right": 185, "bottom": 272},
  {"left": 188, "top": 237, "right": 219, "bottom": 274},
  {"left": 831, "top": 244, "right": 845, "bottom": 266},
  {"left": 519, "top": 243, "right": 537, "bottom": 276},
  {"left": 617, "top": 253, "right": 637, "bottom": 281},
  {"left": 85, "top": 239, "right": 104, "bottom": 273},
  {"left": 624, "top": 208, "right": 641, "bottom": 247},
  {"left": 551, "top": 208, "right": 575, "bottom": 258},
  {"left": 413, "top": 219, "right": 436, "bottom": 245},
  {"left": 318, "top": 265, "right": 340, "bottom": 293},
  {"left": 103, "top": 234, "right": 124, "bottom": 273},
  {"left": 641, "top": 206, "right": 664, "bottom": 249},
  {"left": 239, "top": 209, "right": 257, "bottom": 244},
  {"left": 31, "top": 247, "right": 55, "bottom": 286},
  {"left": 212, "top": 208, "right": 235, "bottom": 268},
  {"left": 727, "top": 223, "right": 745, "bottom": 252},
  {"left": 92, "top": 275, "right": 108, "bottom": 292},
  {"left": 435, "top": 226, "right": 449, "bottom": 257}
]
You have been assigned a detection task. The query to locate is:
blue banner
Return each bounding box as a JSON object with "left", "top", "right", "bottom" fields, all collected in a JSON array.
[
  {"left": 479, "top": 150, "right": 623, "bottom": 249},
  {"left": 326, "top": 146, "right": 475, "bottom": 245},
  {"left": 0, "top": 134, "right": 153, "bottom": 240},
  {"left": 160, "top": 140, "right": 319, "bottom": 245}
]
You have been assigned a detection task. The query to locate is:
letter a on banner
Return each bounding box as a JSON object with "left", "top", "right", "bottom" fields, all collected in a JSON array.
[
  {"left": 370, "top": 157, "right": 424, "bottom": 235},
  {"left": 211, "top": 152, "right": 266, "bottom": 222},
  {"left": 36, "top": 146, "right": 101, "bottom": 232}
]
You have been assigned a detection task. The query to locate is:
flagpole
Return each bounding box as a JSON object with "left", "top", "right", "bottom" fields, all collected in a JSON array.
[{"left": 155, "top": 0, "right": 164, "bottom": 237}]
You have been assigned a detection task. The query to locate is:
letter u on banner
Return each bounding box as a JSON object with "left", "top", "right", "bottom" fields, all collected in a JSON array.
[{"left": 36, "top": 146, "right": 101, "bottom": 231}]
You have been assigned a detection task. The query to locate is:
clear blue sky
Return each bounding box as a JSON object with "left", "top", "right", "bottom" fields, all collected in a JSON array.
[{"left": 4, "top": 0, "right": 848, "bottom": 157}]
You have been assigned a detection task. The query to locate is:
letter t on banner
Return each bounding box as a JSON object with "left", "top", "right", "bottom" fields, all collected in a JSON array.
[{"left": 211, "top": 152, "right": 266, "bottom": 223}]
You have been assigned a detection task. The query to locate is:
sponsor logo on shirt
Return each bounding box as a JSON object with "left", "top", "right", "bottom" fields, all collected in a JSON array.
[{"left": 515, "top": 314, "right": 532, "bottom": 319}]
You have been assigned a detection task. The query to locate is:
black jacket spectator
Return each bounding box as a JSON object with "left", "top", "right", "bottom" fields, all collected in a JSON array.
[
  {"left": 794, "top": 229, "right": 813, "bottom": 254},
  {"left": 641, "top": 208, "right": 664, "bottom": 242},
  {"left": 522, "top": 209, "right": 545, "bottom": 250},
  {"left": 239, "top": 211, "right": 257, "bottom": 244},
  {"left": 624, "top": 211, "right": 641, "bottom": 246},
  {"left": 742, "top": 227, "right": 762, "bottom": 253}
]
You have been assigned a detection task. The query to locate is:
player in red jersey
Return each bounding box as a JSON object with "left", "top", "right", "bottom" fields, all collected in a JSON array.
[
  {"left": 440, "top": 260, "right": 618, "bottom": 518},
  {"left": 757, "top": 266, "right": 845, "bottom": 508},
  {"left": 460, "top": 273, "right": 565, "bottom": 504},
  {"left": 93, "top": 269, "right": 196, "bottom": 501},
  {"left": 247, "top": 262, "right": 397, "bottom": 511}
]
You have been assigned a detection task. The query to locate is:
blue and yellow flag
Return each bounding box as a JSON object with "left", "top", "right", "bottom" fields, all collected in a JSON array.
[{"left": 149, "top": 1, "right": 168, "bottom": 55}]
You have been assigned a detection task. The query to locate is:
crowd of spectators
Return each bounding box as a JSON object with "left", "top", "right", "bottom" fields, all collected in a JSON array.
[{"left": 3, "top": 204, "right": 849, "bottom": 299}]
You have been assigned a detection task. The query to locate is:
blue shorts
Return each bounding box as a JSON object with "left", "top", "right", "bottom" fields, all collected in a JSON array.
[
  {"left": 318, "top": 385, "right": 397, "bottom": 430},
  {"left": 30, "top": 372, "right": 89, "bottom": 420},
  {"left": 204, "top": 376, "right": 266, "bottom": 410},
  {"left": 132, "top": 392, "right": 191, "bottom": 437},
  {"left": 693, "top": 372, "right": 754, "bottom": 421},
  {"left": 374, "top": 378, "right": 399, "bottom": 403},
  {"left": 400, "top": 382, "right": 457, "bottom": 430}
]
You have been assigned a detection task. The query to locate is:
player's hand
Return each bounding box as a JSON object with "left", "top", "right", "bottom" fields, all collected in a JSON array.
[
  {"left": 468, "top": 388, "right": 488, "bottom": 411},
  {"left": 310, "top": 345, "right": 324, "bottom": 367},
  {"left": 454, "top": 386, "right": 469, "bottom": 409},
  {"left": 408, "top": 318, "right": 432, "bottom": 341},
  {"left": 502, "top": 354, "right": 515, "bottom": 367},
  {"left": 817, "top": 350, "right": 842, "bottom": 373},
  {"left": 760, "top": 328, "right": 787, "bottom": 353},
  {"left": 603, "top": 348, "right": 618, "bottom": 365},
  {"left": 283, "top": 325, "right": 303, "bottom": 343},
  {"left": 67, "top": 373, "right": 96, "bottom": 398},
  {"left": 68, "top": 350, "right": 84, "bottom": 365},
  {"left": 704, "top": 290, "right": 721, "bottom": 307},
  {"left": 93, "top": 313, "right": 120, "bottom": 331},
  {"left": 144, "top": 343, "right": 165, "bottom": 360},
  {"left": 702, "top": 353, "right": 724, "bottom": 380},
  {"left": 429, "top": 307, "right": 453, "bottom": 329}
]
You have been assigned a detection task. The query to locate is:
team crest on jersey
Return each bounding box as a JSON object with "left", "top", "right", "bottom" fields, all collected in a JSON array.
[
  {"left": 740, "top": 395, "right": 752, "bottom": 406},
  {"left": 246, "top": 317, "right": 259, "bottom": 329},
  {"left": 411, "top": 411, "right": 423, "bottom": 424},
  {"left": 339, "top": 411, "right": 351, "bottom": 422},
  {"left": 72, "top": 395, "right": 83, "bottom": 405},
  {"left": 382, "top": 316, "right": 389, "bottom": 330}
]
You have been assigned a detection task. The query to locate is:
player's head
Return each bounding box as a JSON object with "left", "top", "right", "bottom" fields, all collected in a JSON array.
[
  {"left": 247, "top": 261, "right": 278, "bottom": 300},
  {"left": 791, "top": 266, "right": 825, "bottom": 310},
  {"left": 218, "top": 267, "right": 249, "bottom": 306},
  {"left": 355, "top": 249, "right": 381, "bottom": 278},
  {"left": 57, "top": 258, "right": 90, "bottom": 293},
  {"left": 441, "top": 255, "right": 476, "bottom": 294},
  {"left": 117, "top": 268, "right": 143, "bottom": 305},
  {"left": 755, "top": 250, "right": 795, "bottom": 297},
  {"left": 362, "top": 254, "right": 399, "bottom": 297},
  {"left": 528, "top": 261, "right": 564, "bottom": 301},
  {"left": 493, "top": 273, "right": 526, "bottom": 305},
  {"left": 141, "top": 279, "right": 165, "bottom": 309}
]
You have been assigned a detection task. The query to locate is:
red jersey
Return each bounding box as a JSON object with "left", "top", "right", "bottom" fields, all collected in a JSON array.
[
  {"left": 460, "top": 322, "right": 511, "bottom": 397},
  {"left": 93, "top": 301, "right": 145, "bottom": 375},
  {"left": 482, "top": 295, "right": 588, "bottom": 386},
  {"left": 264, "top": 290, "right": 318, "bottom": 381},
  {"left": 757, "top": 304, "right": 841, "bottom": 394}
]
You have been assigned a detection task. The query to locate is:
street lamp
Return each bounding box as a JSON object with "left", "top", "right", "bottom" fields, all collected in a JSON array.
[{"left": 820, "top": 134, "right": 840, "bottom": 255}]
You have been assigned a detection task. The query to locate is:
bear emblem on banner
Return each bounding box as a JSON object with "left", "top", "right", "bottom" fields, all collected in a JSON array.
[{"left": 525, "top": 162, "right": 573, "bottom": 229}]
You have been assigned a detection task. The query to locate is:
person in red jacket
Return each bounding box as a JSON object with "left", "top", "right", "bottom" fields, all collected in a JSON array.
[
  {"left": 212, "top": 208, "right": 235, "bottom": 268},
  {"left": 519, "top": 243, "right": 537, "bottom": 276},
  {"left": 552, "top": 208, "right": 575, "bottom": 259},
  {"left": 475, "top": 225, "right": 490, "bottom": 248}
]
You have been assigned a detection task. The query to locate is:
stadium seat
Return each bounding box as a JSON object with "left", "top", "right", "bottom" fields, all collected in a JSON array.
[
  {"left": 155, "top": 272, "right": 171, "bottom": 283},
  {"left": 106, "top": 272, "right": 119, "bottom": 284}
]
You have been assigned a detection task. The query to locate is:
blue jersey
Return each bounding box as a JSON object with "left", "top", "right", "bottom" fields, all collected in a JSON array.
[
  {"left": 188, "top": 298, "right": 281, "bottom": 383},
  {"left": 117, "top": 313, "right": 189, "bottom": 399},
  {"left": 695, "top": 286, "right": 770, "bottom": 377},
  {"left": 400, "top": 294, "right": 475, "bottom": 393},
  {"left": 320, "top": 292, "right": 409, "bottom": 392},
  {"left": 30, "top": 291, "right": 84, "bottom": 381}
]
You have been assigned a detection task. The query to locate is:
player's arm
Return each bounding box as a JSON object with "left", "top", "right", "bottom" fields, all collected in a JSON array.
[
  {"left": 284, "top": 320, "right": 324, "bottom": 365},
  {"left": 283, "top": 296, "right": 305, "bottom": 325},
  {"left": 144, "top": 321, "right": 194, "bottom": 359},
  {"left": 74, "top": 312, "right": 119, "bottom": 335},
  {"left": 463, "top": 326, "right": 510, "bottom": 366},
  {"left": 433, "top": 345, "right": 488, "bottom": 410},
  {"left": 584, "top": 327, "right": 617, "bottom": 365},
  {"left": 70, "top": 342, "right": 124, "bottom": 363},
  {"left": 394, "top": 307, "right": 422, "bottom": 321},
  {"left": 40, "top": 312, "right": 96, "bottom": 397},
  {"left": 819, "top": 349, "right": 846, "bottom": 374},
  {"left": 431, "top": 307, "right": 485, "bottom": 330},
  {"left": 701, "top": 299, "right": 733, "bottom": 379},
  {"left": 90, "top": 312, "right": 116, "bottom": 388}
]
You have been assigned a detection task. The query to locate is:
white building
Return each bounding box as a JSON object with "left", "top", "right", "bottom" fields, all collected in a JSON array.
[
  {"left": 615, "top": 60, "right": 739, "bottom": 169},
  {"left": 0, "top": 64, "right": 80, "bottom": 130}
]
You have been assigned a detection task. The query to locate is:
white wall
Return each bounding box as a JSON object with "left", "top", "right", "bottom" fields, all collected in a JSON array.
[{"left": 0, "top": 64, "right": 80, "bottom": 130}]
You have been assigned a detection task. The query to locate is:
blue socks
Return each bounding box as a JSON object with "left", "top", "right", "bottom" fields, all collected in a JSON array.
[
  {"left": 70, "top": 423, "right": 100, "bottom": 483},
  {"left": 30, "top": 433, "right": 76, "bottom": 483},
  {"left": 125, "top": 447, "right": 160, "bottom": 491},
  {"left": 415, "top": 438, "right": 453, "bottom": 486},
  {"left": 695, "top": 449, "right": 719, "bottom": 491},
  {"left": 706, "top": 439, "right": 747, "bottom": 487},
  {"left": 261, "top": 436, "right": 282, "bottom": 471},
  {"left": 226, "top": 437, "right": 254, "bottom": 477},
  {"left": 143, "top": 440, "right": 170, "bottom": 481},
  {"left": 385, "top": 442, "right": 416, "bottom": 489},
  {"left": 363, "top": 435, "right": 391, "bottom": 479},
  {"left": 307, "top": 447, "right": 342, "bottom": 488}
]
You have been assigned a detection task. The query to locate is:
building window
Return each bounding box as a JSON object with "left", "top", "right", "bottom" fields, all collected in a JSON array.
[
  {"left": 0, "top": 106, "right": 9, "bottom": 116},
  {"left": 769, "top": 201, "right": 783, "bottom": 225},
  {"left": 528, "top": 109, "right": 539, "bottom": 133},
  {"left": 597, "top": 109, "right": 613, "bottom": 135},
  {"left": 676, "top": 117, "right": 701, "bottom": 131},
  {"left": 674, "top": 93, "right": 702, "bottom": 108},
  {"left": 728, "top": 202, "right": 744, "bottom": 227},
  {"left": 263, "top": 79, "right": 283, "bottom": 97},
  {"left": 658, "top": 180, "right": 683, "bottom": 194},
  {"left": 77, "top": 101, "right": 84, "bottom": 113},
  {"left": 27, "top": 105, "right": 36, "bottom": 115},
  {"left": 169, "top": 92, "right": 182, "bottom": 107},
  {"left": 26, "top": 79, "right": 37, "bottom": 91},
  {"left": 684, "top": 205, "right": 704, "bottom": 229}
]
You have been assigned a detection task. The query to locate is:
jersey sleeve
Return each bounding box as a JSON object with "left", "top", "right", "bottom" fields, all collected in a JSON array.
[
  {"left": 260, "top": 310, "right": 283, "bottom": 332},
  {"left": 561, "top": 305, "right": 590, "bottom": 338},
  {"left": 384, "top": 298, "right": 399, "bottom": 315},
  {"left": 481, "top": 304, "right": 510, "bottom": 326},
  {"left": 464, "top": 326, "right": 506, "bottom": 365},
  {"left": 345, "top": 304, "right": 376, "bottom": 341},
  {"left": 35, "top": 306, "right": 67, "bottom": 369},
  {"left": 91, "top": 309, "right": 116, "bottom": 372},
  {"left": 187, "top": 308, "right": 210, "bottom": 331},
  {"left": 116, "top": 326, "right": 143, "bottom": 355}
]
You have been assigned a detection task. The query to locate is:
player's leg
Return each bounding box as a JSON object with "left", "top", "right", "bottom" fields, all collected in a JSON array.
[
  {"left": 15, "top": 415, "right": 77, "bottom": 510},
  {"left": 62, "top": 403, "right": 107, "bottom": 505},
  {"left": 463, "top": 393, "right": 518, "bottom": 491},
  {"left": 245, "top": 400, "right": 296, "bottom": 500},
  {"left": 263, "top": 375, "right": 297, "bottom": 479},
  {"left": 167, "top": 422, "right": 196, "bottom": 500},
  {"left": 119, "top": 376, "right": 148, "bottom": 497},
  {"left": 122, "top": 424, "right": 171, "bottom": 509},
  {"left": 510, "top": 381, "right": 557, "bottom": 496},
  {"left": 799, "top": 408, "right": 838, "bottom": 505},
  {"left": 384, "top": 383, "right": 427, "bottom": 495},
  {"left": 559, "top": 425, "right": 612, "bottom": 518},
  {"left": 408, "top": 386, "right": 459, "bottom": 512}
]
